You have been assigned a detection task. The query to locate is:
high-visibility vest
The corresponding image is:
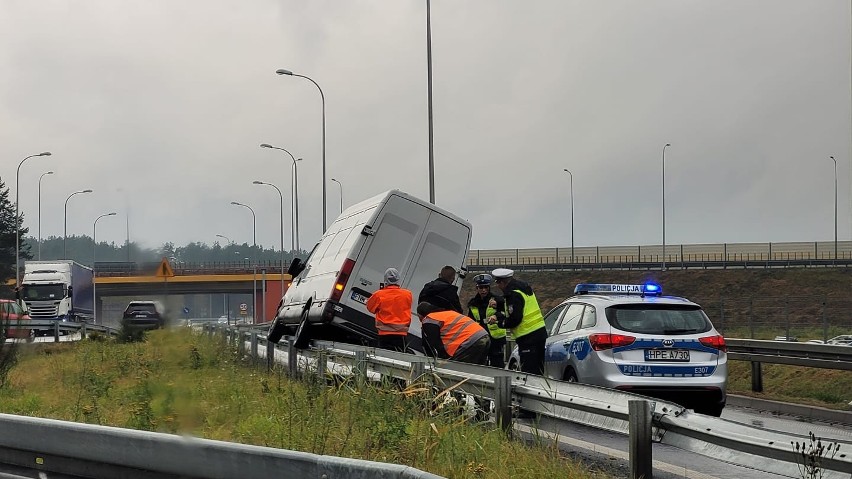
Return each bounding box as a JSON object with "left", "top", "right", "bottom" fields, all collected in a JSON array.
[
  {"left": 366, "top": 285, "right": 412, "bottom": 336},
  {"left": 470, "top": 300, "right": 507, "bottom": 339},
  {"left": 423, "top": 310, "right": 488, "bottom": 357},
  {"left": 510, "top": 289, "right": 545, "bottom": 339}
]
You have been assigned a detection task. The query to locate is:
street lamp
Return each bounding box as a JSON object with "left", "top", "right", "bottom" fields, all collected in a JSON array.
[
  {"left": 231, "top": 201, "right": 257, "bottom": 323},
  {"left": 37, "top": 170, "right": 54, "bottom": 260},
  {"left": 253, "top": 180, "right": 286, "bottom": 282},
  {"left": 275, "top": 68, "right": 327, "bottom": 231},
  {"left": 562, "top": 169, "right": 574, "bottom": 264},
  {"left": 14, "top": 151, "right": 51, "bottom": 287},
  {"left": 92, "top": 212, "right": 116, "bottom": 324},
  {"left": 215, "top": 233, "right": 231, "bottom": 245},
  {"left": 661, "top": 143, "right": 671, "bottom": 271},
  {"left": 260, "top": 143, "right": 301, "bottom": 251},
  {"left": 64, "top": 189, "right": 93, "bottom": 260},
  {"left": 426, "top": 0, "right": 435, "bottom": 204},
  {"left": 830, "top": 156, "right": 838, "bottom": 261},
  {"left": 331, "top": 178, "right": 343, "bottom": 214}
]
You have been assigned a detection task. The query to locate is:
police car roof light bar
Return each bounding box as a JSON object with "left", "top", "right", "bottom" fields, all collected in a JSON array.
[{"left": 574, "top": 283, "right": 663, "bottom": 296}]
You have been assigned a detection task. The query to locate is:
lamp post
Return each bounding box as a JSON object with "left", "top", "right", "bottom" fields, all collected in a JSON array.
[
  {"left": 426, "top": 0, "right": 435, "bottom": 204},
  {"left": 260, "top": 143, "right": 301, "bottom": 251},
  {"left": 37, "top": 170, "right": 54, "bottom": 260},
  {"left": 830, "top": 156, "right": 838, "bottom": 261},
  {"left": 661, "top": 143, "right": 671, "bottom": 271},
  {"left": 253, "top": 180, "right": 286, "bottom": 282},
  {"left": 231, "top": 201, "right": 257, "bottom": 324},
  {"left": 215, "top": 233, "right": 231, "bottom": 245},
  {"left": 64, "top": 189, "right": 93, "bottom": 260},
  {"left": 331, "top": 178, "right": 343, "bottom": 214},
  {"left": 216, "top": 234, "right": 231, "bottom": 317},
  {"left": 274, "top": 68, "right": 327, "bottom": 231},
  {"left": 562, "top": 169, "right": 574, "bottom": 264},
  {"left": 15, "top": 151, "right": 51, "bottom": 287},
  {"left": 92, "top": 212, "right": 116, "bottom": 324}
]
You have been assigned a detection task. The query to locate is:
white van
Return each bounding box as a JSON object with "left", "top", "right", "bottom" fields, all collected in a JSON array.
[{"left": 267, "top": 190, "right": 472, "bottom": 349}]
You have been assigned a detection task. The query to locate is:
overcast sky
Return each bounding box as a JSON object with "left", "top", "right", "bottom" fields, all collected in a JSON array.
[{"left": 2, "top": 0, "right": 850, "bottom": 253}]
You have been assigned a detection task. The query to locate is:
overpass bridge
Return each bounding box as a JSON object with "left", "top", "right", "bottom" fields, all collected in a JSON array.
[{"left": 93, "top": 261, "right": 291, "bottom": 324}]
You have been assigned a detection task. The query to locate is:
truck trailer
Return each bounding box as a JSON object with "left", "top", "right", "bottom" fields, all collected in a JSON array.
[{"left": 20, "top": 261, "right": 94, "bottom": 324}]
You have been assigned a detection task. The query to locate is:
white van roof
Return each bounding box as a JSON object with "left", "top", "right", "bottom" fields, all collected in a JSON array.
[{"left": 338, "top": 190, "right": 470, "bottom": 227}]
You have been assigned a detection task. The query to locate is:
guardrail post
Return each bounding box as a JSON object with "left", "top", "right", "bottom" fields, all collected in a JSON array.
[
  {"left": 315, "top": 348, "right": 327, "bottom": 382},
  {"left": 748, "top": 297, "right": 754, "bottom": 339},
  {"left": 751, "top": 361, "right": 763, "bottom": 392},
  {"left": 355, "top": 350, "right": 367, "bottom": 385},
  {"left": 409, "top": 359, "right": 426, "bottom": 387},
  {"left": 250, "top": 331, "right": 258, "bottom": 362},
  {"left": 287, "top": 339, "right": 298, "bottom": 377},
  {"left": 54, "top": 322, "right": 60, "bottom": 343},
  {"left": 266, "top": 339, "right": 275, "bottom": 371},
  {"left": 821, "top": 300, "right": 828, "bottom": 343},
  {"left": 80, "top": 322, "right": 86, "bottom": 340},
  {"left": 493, "top": 374, "right": 512, "bottom": 435},
  {"left": 629, "top": 399, "right": 653, "bottom": 479}
]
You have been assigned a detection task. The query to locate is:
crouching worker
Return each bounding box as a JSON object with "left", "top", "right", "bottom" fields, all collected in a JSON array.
[{"left": 416, "top": 302, "right": 490, "bottom": 365}]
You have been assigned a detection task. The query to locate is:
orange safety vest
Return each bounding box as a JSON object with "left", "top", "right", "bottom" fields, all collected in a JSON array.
[
  {"left": 422, "top": 310, "right": 488, "bottom": 357},
  {"left": 366, "top": 285, "right": 412, "bottom": 336}
]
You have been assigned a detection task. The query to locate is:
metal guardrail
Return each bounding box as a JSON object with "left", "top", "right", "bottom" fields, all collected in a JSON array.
[
  {"left": 211, "top": 325, "right": 852, "bottom": 478},
  {"left": 727, "top": 339, "right": 852, "bottom": 370},
  {"left": 465, "top": 258, "right": 852, "bottom": 272},
  {"left": 3, "top": 320, "right": 119, "bottom": 342},
  {"left": 0, "top": 413, "right": 442, "bottom": 479}
]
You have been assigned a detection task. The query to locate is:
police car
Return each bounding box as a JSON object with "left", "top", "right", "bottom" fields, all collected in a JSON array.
[{"left": 507, "top": 283, "right": 727, "bottom": 417}]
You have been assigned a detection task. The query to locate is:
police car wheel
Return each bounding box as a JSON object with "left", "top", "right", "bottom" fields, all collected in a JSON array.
[
  {"left": 563, "top": 368, "right": 578, "bottom": 383},
  {"left": 507, "top": 359, "right": 519, "bottom": 371},
  {"left": 695, "top": 404, "right": 724, "bottom": 418}
]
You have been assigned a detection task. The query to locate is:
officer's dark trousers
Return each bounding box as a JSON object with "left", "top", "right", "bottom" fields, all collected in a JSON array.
[
  {"left": 516, "top": 328, "right": 547, "bottom": 375},
  {"left": 487, "top": 336, "right": 506, "bottom": 368}
]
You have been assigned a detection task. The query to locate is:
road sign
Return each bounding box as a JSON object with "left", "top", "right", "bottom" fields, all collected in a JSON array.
[
  {"left": 239, "top": 303, "right": 248, "bottom": 311},
  {"left": 156, "top": 258, "right": 175, "bottom": 278}
]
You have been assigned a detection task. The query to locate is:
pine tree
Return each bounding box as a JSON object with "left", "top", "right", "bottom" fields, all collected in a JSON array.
[{"left": 0, "top": 177, "right": 32, "bottom": 297}]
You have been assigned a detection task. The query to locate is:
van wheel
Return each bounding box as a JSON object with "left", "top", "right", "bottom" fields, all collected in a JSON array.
[
  {"left": 267, "top": 318, "right": 287, "bottom": 344},
  {"left": 293, "top": 307, "right": 311, "bottom": 350}
]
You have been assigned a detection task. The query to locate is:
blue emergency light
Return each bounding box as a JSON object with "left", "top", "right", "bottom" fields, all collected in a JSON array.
[{"left": 574, "top": 283, "right": 663, "bottom": 296}]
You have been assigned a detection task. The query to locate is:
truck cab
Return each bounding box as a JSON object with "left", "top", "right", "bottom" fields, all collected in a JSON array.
[{"left": 20, "top": 261, "right": 94, "bottom": 324}]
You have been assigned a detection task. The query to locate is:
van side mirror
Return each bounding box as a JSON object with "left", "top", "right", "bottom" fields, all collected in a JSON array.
[
  {"left": 287, "top": 258, "right": 306, "bottom": 277},
  {"left": 361, "top": 225, "right": 374, "bottom": 236},
  {"left": 67, "top": 286, "right": 73, "bottom": 296}
]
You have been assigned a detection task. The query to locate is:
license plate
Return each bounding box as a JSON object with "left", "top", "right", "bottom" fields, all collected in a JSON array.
[
  {"left": 350, "top": 291, "right": 368, "bottom": 304},
  {"left": 644, "top": 349, "right": 690, "bottom": 361}
]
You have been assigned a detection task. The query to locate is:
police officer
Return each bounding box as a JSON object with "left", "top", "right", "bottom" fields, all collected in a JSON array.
[
  {"left": 466, "top": 273, "right": 507, "bottom": 368},
  {"left": 490, "top": 268, "right": 547, "bottom": 375},
  {"left": 416, "top": 302, "right": 490, "bottom": 365},
  {"left": 366, "top": 268, "right": 412, "bottom": 352}
]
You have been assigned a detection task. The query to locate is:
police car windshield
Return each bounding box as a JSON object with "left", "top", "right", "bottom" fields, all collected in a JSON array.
[{"left": 604, "top": 304, "right": 711, "bottom": 335}]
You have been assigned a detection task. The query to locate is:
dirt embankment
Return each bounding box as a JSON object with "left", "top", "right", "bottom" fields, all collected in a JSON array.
[{"left": 457, "top": 268, "right": 852, "bottom": 333}]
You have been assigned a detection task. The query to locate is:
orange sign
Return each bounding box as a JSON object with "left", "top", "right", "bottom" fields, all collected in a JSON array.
[{"left": 156, "top": 258, "right": 175, "bottom": 278}]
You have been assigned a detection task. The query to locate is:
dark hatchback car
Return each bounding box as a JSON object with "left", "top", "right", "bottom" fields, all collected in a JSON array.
[{"left": 121, "top": 301, "right": 166, "bottom": 331}]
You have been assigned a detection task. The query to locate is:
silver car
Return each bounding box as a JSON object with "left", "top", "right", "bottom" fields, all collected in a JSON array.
[{"left": 508, "top": 283, "right": 728, "bottom": 416}]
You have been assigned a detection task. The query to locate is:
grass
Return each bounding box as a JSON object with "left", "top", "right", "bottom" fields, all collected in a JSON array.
[
  {"left": 0, "top": 329, "right": 610, "bottom": 479},
  {"left": 727, "top": 361, "right": 852, "bottom": 410}
]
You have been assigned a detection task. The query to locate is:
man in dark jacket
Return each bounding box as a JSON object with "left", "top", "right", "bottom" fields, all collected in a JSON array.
[
  {"left": 417, "top": 266, "right": 463, "bottom": 313},
  {"left": 490, "top": 268, "right": 547, "bottom": 375}
]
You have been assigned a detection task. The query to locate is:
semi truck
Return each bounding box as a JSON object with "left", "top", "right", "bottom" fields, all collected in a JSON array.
[{"left": 19, "top": 261, "right": 94, "bottom": 325}]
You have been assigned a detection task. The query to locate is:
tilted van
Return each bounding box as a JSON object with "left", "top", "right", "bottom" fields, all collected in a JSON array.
[{"left": 268, "top": 190, "right": 472, "bottom": 349}]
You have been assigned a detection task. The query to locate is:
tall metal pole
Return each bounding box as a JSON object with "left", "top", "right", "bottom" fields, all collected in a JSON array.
[
  {"left": 260, "top": 144, "right": 300, "bottom": 251},
  {"left": 563, "top": 169, "right": 574, "bottom": 263},
  {"left": 63, "top": 189, "right": 92, "bottom": 260},
  {"left": 426, "top": 0, "right": 435, "bottom": 204},
  {"left": 15, "top": 151, "right": 51, "bottom": 287},
  {"left": 331, "top": 178, "right": 343, "bottom": 213},
  {"left": 253, "top": 181, "right": 286, "bottom": 282},
  {"left": 830, "top": 156, "right": 838, "bottom": 260},
  {"left": 274, "top": 70, "right": 327, "bottom": 231},
  {"left": 231, "top": 202, "right": 257, "bottom": 323},
  {"left": 37, "top": 170, "right": 54, "bottom": 261},
  {"left": 662, "top": 143, "right": 671, "bottom": 271},
  {"left": 92, "top": 212, "right": 116, "bottom": 324}
]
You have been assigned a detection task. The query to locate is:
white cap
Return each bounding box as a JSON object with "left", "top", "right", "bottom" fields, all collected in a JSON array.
[
  {"left": 384, "top": 267, "right": 401, "bottom": 285},
  {"left": 491, "top": 268, "right": 514, "bottom": 279}
]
